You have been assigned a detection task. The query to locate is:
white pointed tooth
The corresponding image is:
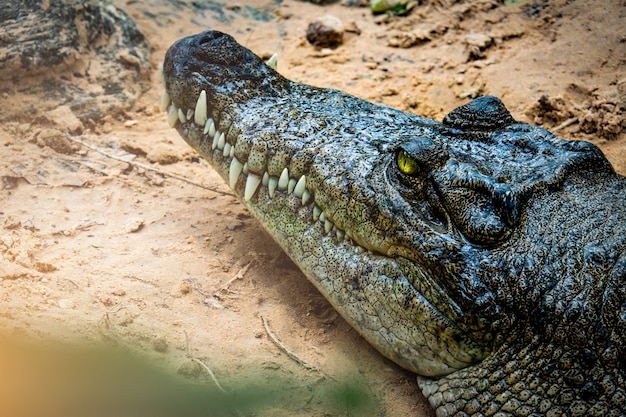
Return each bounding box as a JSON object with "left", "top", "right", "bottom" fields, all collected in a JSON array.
[
  {"left": 178, "top": 108, "right": 187, "bottom": 123},
  {"left": 266, "top": 53, "right": 278, "bottom": 70},
  {"left": 319, "top": 211, "right": 326, "bottom": 222},
  {"left": 212, "top": 130, "right": 220, "bottom": 150},
  {"left": 160, "top": 89, "right": 171, "bottom": 112},
  {"left": 244, "top": 173, "right": 262, "bottom": 202},
  {"left": 293, "top": 175, "right": 306, "bottom": 198},
  {"left": 313, "top": 205, "right": 321, "bottom": 221},
  {"left": 204, "top": 118, "right": 214, "bottom": 134},
  {"left": 302, "top": 189, "right": 311, "bottom": 205},
  {"left": 324, "top": 219, "right": 333, "bottom": 234},
  {"left": 194, "top": 90, "right": 208, "bottom": 125},
  {"left": 229, "top": 145, "right": 235, "bottom": 158},
  {"left": 268, "top": 177, "right": 278, "bottom": 198},
  {"left": 336, "top": 229, "right": 345, "bottom": 241},
  {"left": 158, "top": 62, "right": 164, "bottom": 83},
  {"left": 217, "top": 132, "right": 226, "bottom": 150},
  {"left": 287, "top": 178, "right": 296, "bottom": 194},
  {"left": 167, "top": 105, "right": 179, "bottom": 128},
  {"left": 186, "top": 108, "right": 194, "bottom": 121},
  {"left": 223, "top": 143, "right": 232, "bottom": 157},
  {"left": 243, "top": 162, "right": 249, "bottom": 175},
  {"left": 229, "top": 158, "right": 244, "bottom": 189},
  {"left": 278, "top": 168, "right": 289, "bottom": 190},
  {"left": 209, "top": 119, "right": 216, "bottom": 137},
  {"left": 262, "top": 172, "right": 269, "bottom": 186}
]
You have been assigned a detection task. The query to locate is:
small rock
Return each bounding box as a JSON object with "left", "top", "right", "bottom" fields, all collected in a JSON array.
[
  {"left": 45, "top": 105, "right": 84, "bottom": 134},
  {"left": 123, "top": 217, "right": 145, "bottom": 233},
  {"left": 35, "top": 128, "right": 77, "bottom": 154},
  {"left": 117, "top": 49, "right": 142, "bottom": 67},
  {"left": 146, "top": 143, "right": 182, "bottom": 165},
  {"left": 99, "top": 295, "right": 115, "bottom": 307},
  {"left": 178, "top": 280, "right": 192, "bottom": 296},
  {"left": 306, "top": 15, "right": 344, "bottom": 48},
  {"left": 226, "top": 220, "right": 244, "bottom": 231},
  {"left": 465, "top": 33, "right": 493, "bottom": 49},
  {"left": 465, "top": 33, "right": 493, "bottom": 59}
]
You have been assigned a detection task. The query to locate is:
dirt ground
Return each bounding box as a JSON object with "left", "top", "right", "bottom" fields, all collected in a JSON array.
[{"left": 1, "top": 1, "right": 624, "bottom": 416}]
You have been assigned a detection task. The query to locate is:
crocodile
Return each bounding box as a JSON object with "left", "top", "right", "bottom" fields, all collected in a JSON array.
[{"left": 161, "top": 31, "right": 626, "bottom": 416}]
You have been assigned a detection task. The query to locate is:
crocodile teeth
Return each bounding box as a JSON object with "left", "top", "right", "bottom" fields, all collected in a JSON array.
[
  {"left": 160, "top": 89, "right": 355, "bottom": 244},
  {"left": 293, "top": 175, "right": 306, "bottom": 198},
  {"left": 268, "top": 176, "right": 278, "bottom": 197},
  {"left": 212, "top": 130, "right": 220, "bottom": 150},
  {"left": 194, "top": 90, "right": 208, "bottom": 125},
  {"left": 287, "top": 178, "right": 297, "bottom": 194},
  {"left": 167, "top": 105, "right": 179, "bottom": 128},
  {"left": 229, "top": 158, "right": 244, "bottom": 189},
  {"left": 244, "top": 173, "right": 262, "bottom": 202},
  {"left": 302, "top": 189, "right": 311, "bottom": 205},
  {"left": 158, "top": 62, "right": 164, "bottom": 83},
  {"left": 217, "top": 132, "right": 226, "bottom": 150},
  {"left": 266, "top": 53, "right": 278, "bottom": 70},
  {"left": 204, "top": 118, "right": 215, "bottom": 135},
  {"left": 178, "top": 108, "right": 187, "bottom": 124},
  {"left": 324, "top": 219, "right": 333, "bottom": 234},
  {"left": 313, "top": 205, "right": 322, "bottom": 221},
  {"left": 160, "top": 89, "right": 171, "bottom": 112},
  {"left": 278, "top": 168, "right": 289, "bottom": 190}
]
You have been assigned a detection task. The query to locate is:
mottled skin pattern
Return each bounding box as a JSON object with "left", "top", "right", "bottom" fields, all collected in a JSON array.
[{"left": 162, "top": 31, "right": 626, "bottom": 416}]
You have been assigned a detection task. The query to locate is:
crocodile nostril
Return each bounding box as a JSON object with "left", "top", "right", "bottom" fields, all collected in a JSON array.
[{"left": 197, "top": 30, "right": 226, "bottom": 45}]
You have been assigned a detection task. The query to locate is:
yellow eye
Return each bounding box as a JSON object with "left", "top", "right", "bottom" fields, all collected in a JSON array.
[{"left": 397, "top": 150, "right": 420, "bottom": 175}]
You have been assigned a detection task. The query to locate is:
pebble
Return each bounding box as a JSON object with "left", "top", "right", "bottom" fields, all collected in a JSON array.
[{"left": 306, "top": 15, "right": 344, "bottom": 48}]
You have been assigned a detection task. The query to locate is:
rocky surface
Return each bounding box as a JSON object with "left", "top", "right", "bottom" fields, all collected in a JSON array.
[{"left": 0, "top": 0, "right": 151, "bottom": 124}]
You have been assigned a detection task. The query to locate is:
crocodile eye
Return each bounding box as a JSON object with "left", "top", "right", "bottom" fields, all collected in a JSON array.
[{"left": 397, "top": 149, "right": 420, "bottom": 176}]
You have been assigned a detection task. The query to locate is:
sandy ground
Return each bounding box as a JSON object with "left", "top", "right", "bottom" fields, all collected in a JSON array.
[{"left": 1, "top": 1, "right": 624, "bottom": 416}]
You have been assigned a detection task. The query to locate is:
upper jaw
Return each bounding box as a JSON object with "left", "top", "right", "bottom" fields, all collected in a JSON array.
[{"left": 162, "top": 30, "right": 288, "bottom": 117}]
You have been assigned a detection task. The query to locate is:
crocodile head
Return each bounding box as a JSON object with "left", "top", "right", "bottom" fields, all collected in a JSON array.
[{"left": 163, "top": 31, "right": 626, "bottom": 415}]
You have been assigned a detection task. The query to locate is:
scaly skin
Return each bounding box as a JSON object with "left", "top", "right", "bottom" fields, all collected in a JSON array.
[{"left": 162, "top": 31, "right": 625, "bottom": 416}]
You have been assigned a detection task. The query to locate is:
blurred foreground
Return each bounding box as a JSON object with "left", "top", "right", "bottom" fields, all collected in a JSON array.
[{"left": 0, "top": 335, "right": 373, "bottom": 417}]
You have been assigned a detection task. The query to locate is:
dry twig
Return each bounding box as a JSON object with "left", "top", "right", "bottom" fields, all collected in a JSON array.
[
  {"left": 191, "top": 357, "right": 228, "bottom": 394},
  {"left": 260, "top": 315, "right": 327, "bottom": 377},
  {"left": 553, "top": 117, "right": 579, "bottom": 132},
  {"left": 217, "top": 262, "right": 252, "bottom": 295},
  {"left": 64, "top": 132, "right": 233, "bottom": 196}
]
